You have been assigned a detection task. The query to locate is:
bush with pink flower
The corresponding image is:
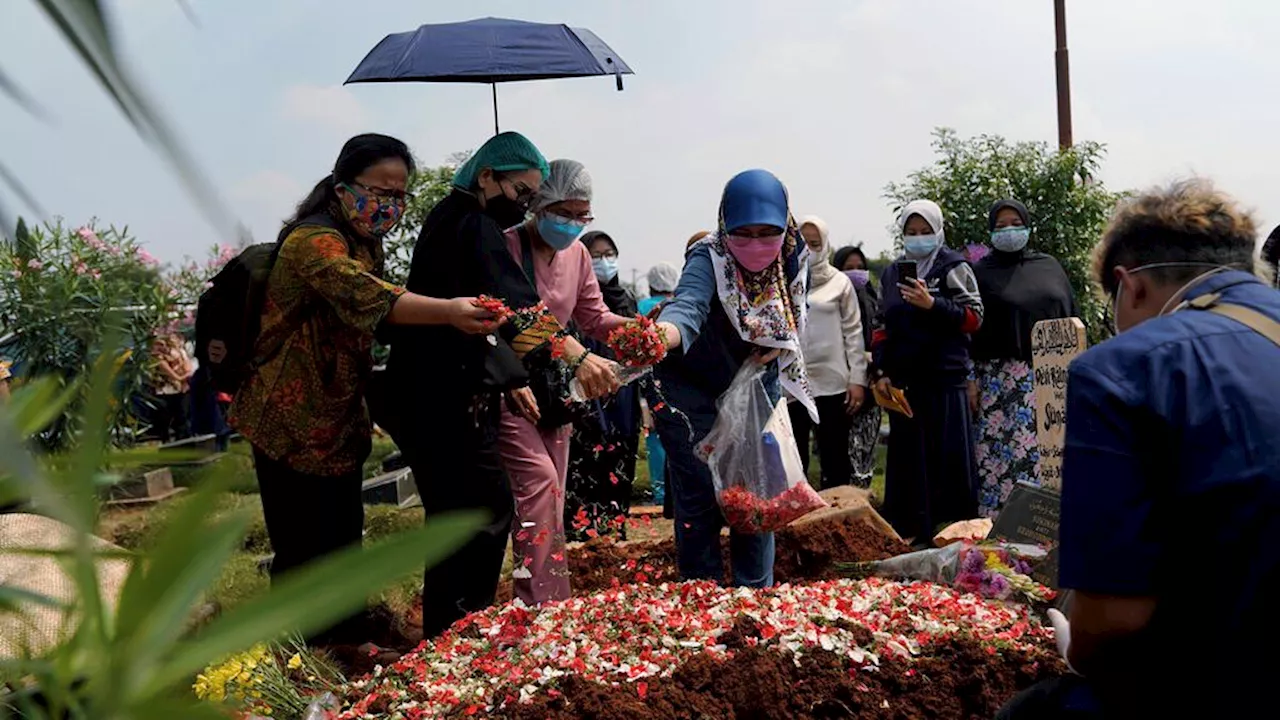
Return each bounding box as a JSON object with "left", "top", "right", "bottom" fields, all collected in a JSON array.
[{"left": 0, "top": 218, "right": 199, "bottom": 448}]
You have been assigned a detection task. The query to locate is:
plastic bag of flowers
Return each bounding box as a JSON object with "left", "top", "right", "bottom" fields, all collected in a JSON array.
[
  {"left": 696, "top": 363, "right": 827, "bottom": 533},
  {"left": 839, "top": 541, "right": 1055, "bottom": 604}
]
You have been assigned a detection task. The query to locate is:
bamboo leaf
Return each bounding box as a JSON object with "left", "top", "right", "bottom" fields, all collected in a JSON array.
[
  {"left": 0, "top": 66, "right": 52, "bottom": 122},
  {"left": 148, "top": 511, "right": 483, "bottom": 695},
  {"left": 30, "top": 0, "right": 234, "bottom": 233},
  {"left": 7, "top": 375, "right": 83, "bottom": 439},
  {"left": 114, "top": 471, "right": 250, "bottom": 687},
  {"left": 0, "top": 160, "right": 49, "bottom": 219},
  {"left": 0, "top": 584, "right": 64, "bottom": 613}
]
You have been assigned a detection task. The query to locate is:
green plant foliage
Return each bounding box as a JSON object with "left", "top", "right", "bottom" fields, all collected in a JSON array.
[
  {"left": 0, "top": 221, "right": 181, "bottom": 450},
  {"left": 0, "top": 348, "right": 484, "bottom": 718},
  {"left": 884, "top": 128, "right": 1128, "bottom": 344}
]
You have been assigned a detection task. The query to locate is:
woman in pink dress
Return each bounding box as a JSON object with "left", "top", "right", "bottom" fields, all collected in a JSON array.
[{"left": 500, "top": 159, "right": 630, "bottom": 605}]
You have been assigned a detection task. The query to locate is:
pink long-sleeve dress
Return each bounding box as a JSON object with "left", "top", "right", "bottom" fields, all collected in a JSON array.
[{"left": 501, "top": 228, "right": 629, "bottom": 605}]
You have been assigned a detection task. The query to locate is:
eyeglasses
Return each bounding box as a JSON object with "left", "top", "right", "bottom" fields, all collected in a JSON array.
[
  {"left": 344, "top": 182, "right": 414, "bottom": 203},
  {"left": 545, "top": 210, "right": 595, "bottom": 226},
  {"left": 498, "top": 177, "right": 536, "bottom": 207},
  {"left": 590, "top": 251, "right": 617, "bottom": 261}
]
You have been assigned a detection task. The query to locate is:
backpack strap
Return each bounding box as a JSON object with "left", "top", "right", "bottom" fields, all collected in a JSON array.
[{"left": 1180, "top": 292, "right": 1280, "bottom": 348}]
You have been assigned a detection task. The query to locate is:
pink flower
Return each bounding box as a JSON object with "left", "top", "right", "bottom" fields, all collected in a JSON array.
[
  {"left": 964, "top": 244, "right": 991, "bottom": 263},
  {"left": 137, "top": 249, "right": 158, "bottom": 267},
  {"left": 74, "top": 262, "right": 89, "bottom": 276},
  {"left": 9, "top": 270, "right": 20, "bottom": 279},
  {"left": 90, "top": 269, "right": 101, "bottom": 280},
  {"left": 26, "top": 259, "right": 42, "bottom": 270}
]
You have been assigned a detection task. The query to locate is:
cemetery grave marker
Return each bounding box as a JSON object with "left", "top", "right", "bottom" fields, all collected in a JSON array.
[
  {"left": 990, "top": 317, "right": 1087, "bottom": 591},
  {"left": 1029, "top": 317, "right": 1087, "bottom": 492}
]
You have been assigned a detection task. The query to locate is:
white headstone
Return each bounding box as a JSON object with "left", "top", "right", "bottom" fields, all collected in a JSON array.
[{"left": 1031, "top": 317, "right": 1087, "bottom": 493}]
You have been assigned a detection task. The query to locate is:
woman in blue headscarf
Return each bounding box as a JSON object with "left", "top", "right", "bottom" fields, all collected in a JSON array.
[{"left": 652, "top": 169, "right": 815, "bottom": 588}]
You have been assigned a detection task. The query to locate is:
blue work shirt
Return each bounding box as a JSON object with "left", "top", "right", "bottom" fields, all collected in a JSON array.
[{"left": 1058, "top": 270, "right": 1280, "bottom": 710}]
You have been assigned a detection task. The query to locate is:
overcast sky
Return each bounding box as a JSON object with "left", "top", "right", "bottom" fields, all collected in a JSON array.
[{"left": 2, "top": 0, "right": 1278, "bottom": 285}]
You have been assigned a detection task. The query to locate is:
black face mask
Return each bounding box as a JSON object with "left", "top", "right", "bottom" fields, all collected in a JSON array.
[{"left": 483, "top": 193, "right": 529, "bottom": 230}]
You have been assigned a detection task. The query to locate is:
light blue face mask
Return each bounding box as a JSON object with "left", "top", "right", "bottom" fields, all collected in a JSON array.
[
  {"left": 904, "top": 233, "right": 941, "bottom": 258},
  {"left": 592, "top": 256, "right": 619, "bottom": 283},
  {"left": 537, "top": 213, "right": 587, "bottom": 251},
  {"left": 991, "top": 227, "right": 1031, "bottom": 253}
]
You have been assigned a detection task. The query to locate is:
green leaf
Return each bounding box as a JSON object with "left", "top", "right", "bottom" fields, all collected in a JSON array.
[
  {"left": 149, "top": 511, "right": 484, "bottom": 695},
  {"left": 8, "top": 375, "right": 84, "bottom": 439},
  {"left": 0, "top": 584, "right": 64, "bottom": 613},
  {"left": 31, "top": 0, "right": 234, "bottom": 235},
  {"left": 112, "top": 473, "right": 251, "bottom": 695},
  {"left": 132, "top": 696, "right": 230, "bottom": 720}
]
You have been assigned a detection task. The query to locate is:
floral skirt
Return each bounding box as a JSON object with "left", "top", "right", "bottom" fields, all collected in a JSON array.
[
  {"left": 973, "top": 358, "right": 1041, "bottom": 518},
  {"left": 848, "top": 402, "right": 882, "bottom": 488}
]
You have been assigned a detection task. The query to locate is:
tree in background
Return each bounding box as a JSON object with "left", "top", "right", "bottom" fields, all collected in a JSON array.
[{"left": 884, "top": 129, "right": 1126, "bottom": 344}]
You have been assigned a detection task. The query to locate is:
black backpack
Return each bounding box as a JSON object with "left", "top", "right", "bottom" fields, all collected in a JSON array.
[{"left": 194, "top": 214, "right": 342, "bottom": 394}]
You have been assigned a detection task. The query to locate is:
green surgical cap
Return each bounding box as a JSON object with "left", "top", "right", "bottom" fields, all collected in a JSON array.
[{"left": 452, "top": 131, "right": 550, "bottom": 190}]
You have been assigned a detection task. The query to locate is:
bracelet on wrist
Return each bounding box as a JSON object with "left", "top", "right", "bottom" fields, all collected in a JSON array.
[{"left": 569, "top": 349, "right": 591, "bottom": 372}]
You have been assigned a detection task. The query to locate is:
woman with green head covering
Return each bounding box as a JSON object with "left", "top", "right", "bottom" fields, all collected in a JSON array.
[{"left": 386, "top": 131, "right": 556, "bottom": 639}]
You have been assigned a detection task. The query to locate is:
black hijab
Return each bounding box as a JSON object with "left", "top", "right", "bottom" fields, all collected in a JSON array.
[
  {"left": 971, "top": 200, "right": 1078, "bottom": 362},
  {"left": 580, "top": 230, "right": 637, "bottom": 316}
]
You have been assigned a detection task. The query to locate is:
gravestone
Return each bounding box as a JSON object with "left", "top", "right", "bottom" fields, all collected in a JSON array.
[
  {"left": 989, "top": 317, "right": 1087, "bottom": 591},
  {"left": 990, "top": 483, "right": 1061, "bottom": 587},
  {"left": 1029, "top": 317, "right": 1087, "bottom": 492},
  {"left": 361, "top": 468, "right": 418, "bottom": 509},
  {"left": 105, "top": 467, "right": 186, "bottom": 506}
]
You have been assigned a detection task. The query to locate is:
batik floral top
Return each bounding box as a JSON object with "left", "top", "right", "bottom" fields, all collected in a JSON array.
[{"left": 229, "top": 223, "right": 404, "bottom": 476}]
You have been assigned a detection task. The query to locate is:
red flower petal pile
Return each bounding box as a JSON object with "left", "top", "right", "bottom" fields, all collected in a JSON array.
[
  {"left": 719, "top": 483, "right": 827, "bottom": 534},
  {"left": 337, "top": 578, "right": 1055, "bottom": 719},
  {"left": 607, "top": 315, "right": 667, "bottom": 367}
]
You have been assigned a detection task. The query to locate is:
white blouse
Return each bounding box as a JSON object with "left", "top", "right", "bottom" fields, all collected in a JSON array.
[{"left": 800, "top": 271, "right": 867, "bottom": 398}]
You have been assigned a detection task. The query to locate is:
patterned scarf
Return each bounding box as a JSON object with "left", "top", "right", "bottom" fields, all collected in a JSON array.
[{"left": 693, "top": 215, "right": 818, "bottom": 421}]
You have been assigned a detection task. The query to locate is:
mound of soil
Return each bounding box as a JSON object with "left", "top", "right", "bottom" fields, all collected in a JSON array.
[
  {"left": 501, "top": 511, "right": 912, "bottom": 601},
  {"left": 504, "top": 639, "right": 1062, "bottom": 720}
]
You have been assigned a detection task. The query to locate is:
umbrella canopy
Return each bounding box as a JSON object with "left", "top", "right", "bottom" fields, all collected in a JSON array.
[{"left": 345, "top": 17, "right": 634, "bottom": 133}]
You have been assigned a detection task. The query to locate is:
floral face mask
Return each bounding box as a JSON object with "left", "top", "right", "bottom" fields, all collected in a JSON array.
[{"left": 339, "top": 182, "right": 406, "bottom": 238}]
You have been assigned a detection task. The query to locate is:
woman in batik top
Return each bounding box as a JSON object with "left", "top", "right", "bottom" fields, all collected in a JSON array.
[
  {"left": 230, "top": 133, "right": 500, "bottom": 653},
  {"left": 970, "top": 199, "right": 1077, "bottom": 517}
]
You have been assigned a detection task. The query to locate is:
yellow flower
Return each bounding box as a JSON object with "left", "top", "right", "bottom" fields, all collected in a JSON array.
[{"left": 287, "top": 653, "right": 303, "bottom": 670}]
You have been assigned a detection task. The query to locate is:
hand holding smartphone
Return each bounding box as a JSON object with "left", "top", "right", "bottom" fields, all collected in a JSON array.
[{"left": 896, "top": 260, "right": 918, "bottom": 283}]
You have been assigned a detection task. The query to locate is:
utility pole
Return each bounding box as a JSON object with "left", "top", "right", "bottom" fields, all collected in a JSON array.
[{"left": 1054, "top": 0, "right": 1074, "bottom": 149}]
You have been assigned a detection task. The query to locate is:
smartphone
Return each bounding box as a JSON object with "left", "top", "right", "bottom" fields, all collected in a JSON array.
[{"left": 896, "top": 260, "right": 918, "bottom": 283}]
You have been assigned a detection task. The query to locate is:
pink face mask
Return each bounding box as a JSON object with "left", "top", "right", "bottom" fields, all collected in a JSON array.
[{"left": 725, "top": 233, "right": 784, "bottom": 273}]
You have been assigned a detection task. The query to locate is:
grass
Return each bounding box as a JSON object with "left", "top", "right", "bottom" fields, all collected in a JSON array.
[{"left": 98, "top": 433, "right": 889, "bottom": 621}]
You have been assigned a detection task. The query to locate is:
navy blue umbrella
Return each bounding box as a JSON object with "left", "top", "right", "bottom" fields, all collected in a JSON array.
[{"left": 345, "top": 17, "right": 634, "bottom": 134}]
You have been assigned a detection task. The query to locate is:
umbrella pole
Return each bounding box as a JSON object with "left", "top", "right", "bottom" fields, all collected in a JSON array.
[{"left": 491, "top": 83, "right": 499, "bottom": 135}]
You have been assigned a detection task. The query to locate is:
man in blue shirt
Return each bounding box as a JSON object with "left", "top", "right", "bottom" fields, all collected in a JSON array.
[{"left": 1000, "top": 180, "right": 1280, "bottom": 718}]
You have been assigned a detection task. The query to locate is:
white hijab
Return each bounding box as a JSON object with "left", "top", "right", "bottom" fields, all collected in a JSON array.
[
  {"left": 799, "top": 215, "right": 838, "bottom": 287},
  {"left": 897, "top": 199, "right": 947, "bottom": 278}
]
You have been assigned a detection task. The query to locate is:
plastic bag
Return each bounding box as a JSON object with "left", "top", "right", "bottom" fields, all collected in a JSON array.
[
  {"left": 697, "top": 363, "right": 827, "bottom": 533},
  {"left": 302, "top": 692, "right": 341, "bottom": 720},
  {"left": 846, "top": 541, "right": 1054, "bottom": 604}
]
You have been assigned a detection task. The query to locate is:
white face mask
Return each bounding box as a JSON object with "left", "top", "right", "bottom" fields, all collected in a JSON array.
[{"left": 1110, "top": 262, "right": 1234, "bottom": 334}]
